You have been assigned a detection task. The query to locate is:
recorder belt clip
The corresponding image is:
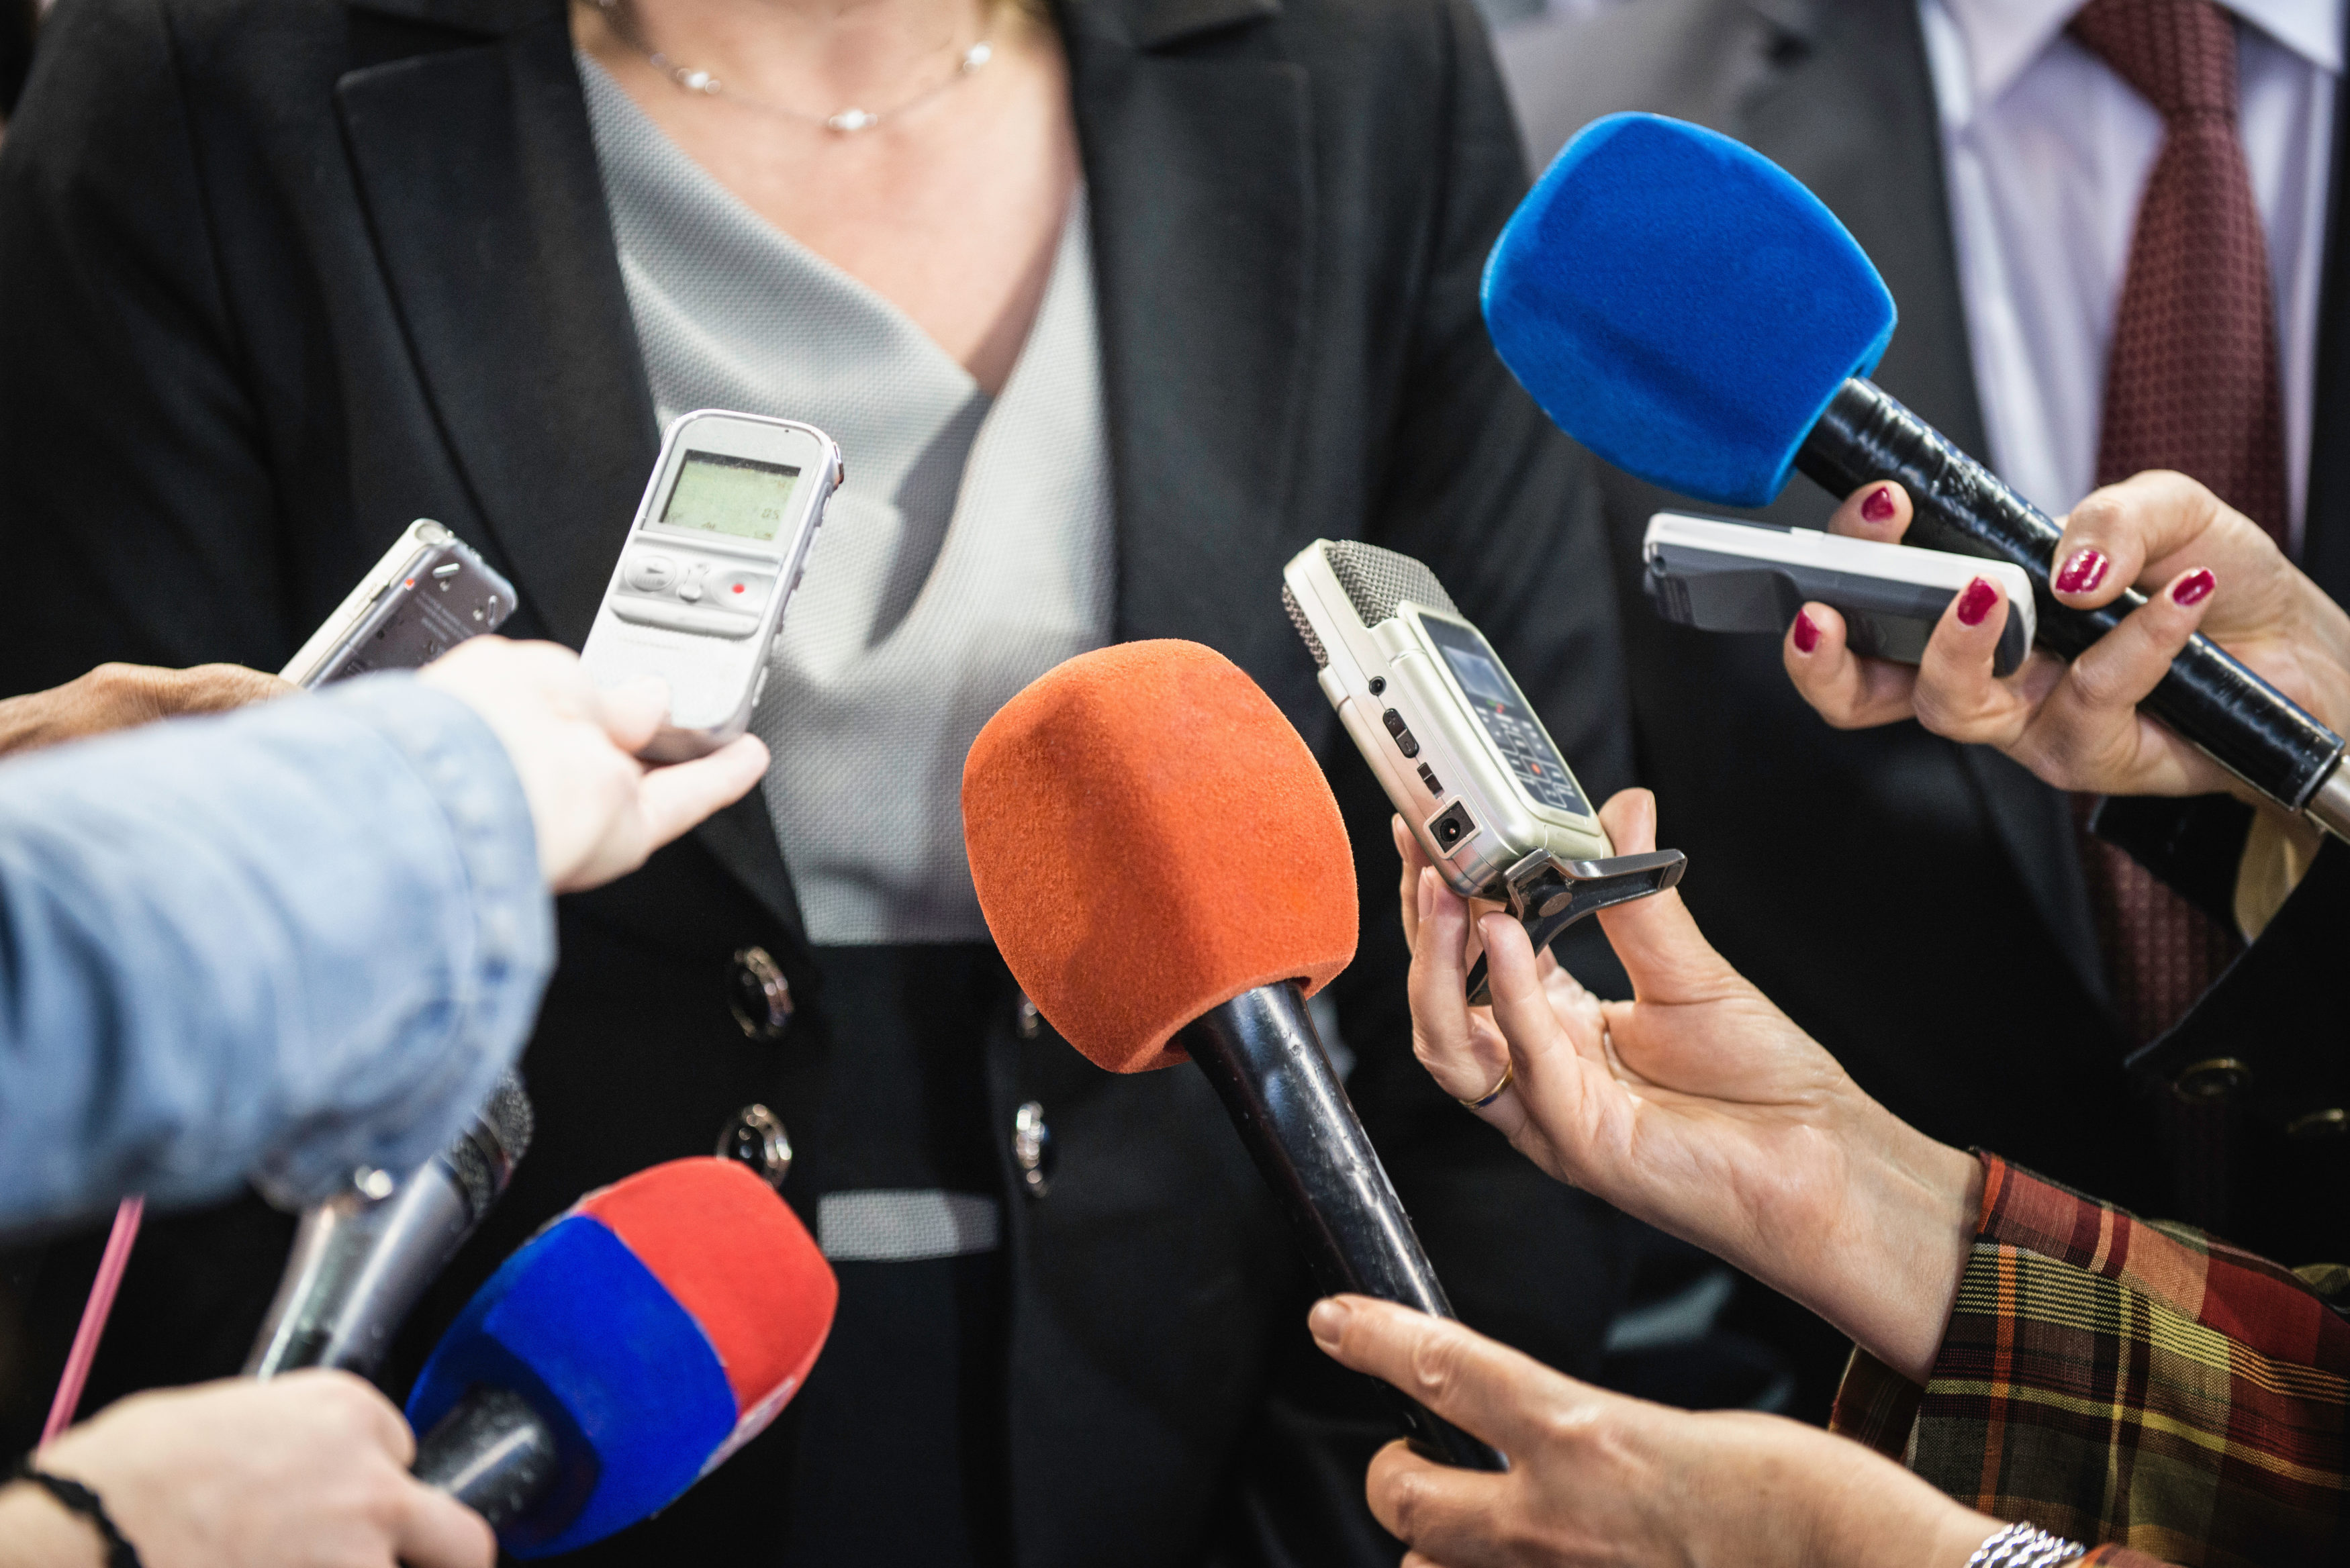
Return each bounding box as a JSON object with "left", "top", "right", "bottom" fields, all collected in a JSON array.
[{"left": 1466, "top": 848, "right": 1688, "bottom": 1006}]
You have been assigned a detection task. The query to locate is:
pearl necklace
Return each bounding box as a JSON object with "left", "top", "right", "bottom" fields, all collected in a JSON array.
[{"left": 595, "top": 0, "right": 994, "bottom": 134}]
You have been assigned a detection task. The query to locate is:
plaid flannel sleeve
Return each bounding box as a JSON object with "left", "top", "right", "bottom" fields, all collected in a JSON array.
[{"left": 1829, "top": 1154, "right": 2348, "bottom": 1567}]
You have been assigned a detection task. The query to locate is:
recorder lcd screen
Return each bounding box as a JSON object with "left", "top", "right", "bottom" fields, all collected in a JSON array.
[{"left": 658, "top": 453, "right": 802, "bottom": 543}]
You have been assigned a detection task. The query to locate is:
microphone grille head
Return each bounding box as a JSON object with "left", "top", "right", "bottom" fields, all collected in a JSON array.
[
  {"left": 442, "top": 1073, "right": 532, "bottom": 1223},
  {"left": 483, "top": 1071, "right": 534, "bottom": 1165},
  {"left": 1281, "top": 585, "right": 1329, "bottom": 671},
  {"left": 962, "top": 640, "right": 1358, "bottom": 1073},
  {"left": 1315, "top": 539, "right": 1460, "bottom": 625},
  {"left": 1480, "top": 113, "right": 1895, "bottom": 507}
]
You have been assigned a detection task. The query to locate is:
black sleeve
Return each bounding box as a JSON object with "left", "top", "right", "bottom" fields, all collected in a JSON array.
[
  {"left": 0, "top": 0, "right": 296, "bottom": 693},
  {"left": 1223, "top": 8, "right": 1635, "bottom": 1558}
]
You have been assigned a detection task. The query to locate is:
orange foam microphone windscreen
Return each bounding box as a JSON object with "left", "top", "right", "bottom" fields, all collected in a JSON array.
[{"left": 962, "top": 640, "right": 1358, "bottom": 1072}]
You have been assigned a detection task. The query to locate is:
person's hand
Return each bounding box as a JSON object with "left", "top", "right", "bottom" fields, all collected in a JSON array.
[
  {"left": 416, "top": 638, "right": 769, "bottom": 893},
  {"left": 0, "top": 663, "right": 293, "bottom": 758},
  {"left": 1785, "top": 472, "right": 2350, "bottom": 801},
  {"left": 1307, "top": 1295, "right": 2000, "bottom": 1568},
  {"left": 0, "top": 1371, "right": 493, "bottom": 1568},
  {"left": 1401, "top": 788, "right": 1980, "bottom": 1383}
]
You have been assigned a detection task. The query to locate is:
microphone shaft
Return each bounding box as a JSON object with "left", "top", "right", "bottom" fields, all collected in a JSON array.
[
  {"left": 244, "top": 1165, "right": 475, "bottom": 1378},
  {"left": 413, "top": 1386, "right": 561, "bottom": 1530},
  {"left": 1796, "top": 378, "right": 2347, "bottom": 820},
  {"left": 1176, "top": 983, "right": 1508, "bottom": 1472}
]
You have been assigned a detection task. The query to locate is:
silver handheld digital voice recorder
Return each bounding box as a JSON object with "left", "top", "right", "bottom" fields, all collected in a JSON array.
[
  {"left": 581, "top": 409, "right": 842, "bottom": 763},
  {"left": 281, "top": 520, "right": 517, "bottom": 690},
  {"left": 1282, "top": 540, "right": 1685, "bottom": 1003}
]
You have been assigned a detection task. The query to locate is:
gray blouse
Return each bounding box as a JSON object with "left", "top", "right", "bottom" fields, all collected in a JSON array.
[{"left": 582, "top": 58, "right": 1115, "bottom": 947}]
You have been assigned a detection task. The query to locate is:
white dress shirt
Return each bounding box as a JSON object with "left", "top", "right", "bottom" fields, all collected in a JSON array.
[{"left": 1922, "top": 0, "right": 2340, "bottom": 548}]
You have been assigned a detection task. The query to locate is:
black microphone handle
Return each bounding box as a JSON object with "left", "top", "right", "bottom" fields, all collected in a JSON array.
[
  {"left": 412, "top": 1386, "right": 561, "bottom": 1530},
  {"left": 1174, "top": 983, "right": 1509, "bottom": 1473},
  {"left": 1796, "top": 377, "right": 2345, "bottom": 813}
]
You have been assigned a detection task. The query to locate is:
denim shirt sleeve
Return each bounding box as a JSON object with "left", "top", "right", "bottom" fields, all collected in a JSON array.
[{"left": 0, "top": 675, "right": 555, "bottom": 1233}]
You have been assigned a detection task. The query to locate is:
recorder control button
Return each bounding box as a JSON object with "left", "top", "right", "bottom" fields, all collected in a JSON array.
[
  {"left": 626, "top": 554, "right": 679, "bottom": 592},
  {"left": 677, "top": 580, "right": 704, "bottom": 603},
  {"left": 1380, "top": 709, "right": 1422, "bottom": 759}
]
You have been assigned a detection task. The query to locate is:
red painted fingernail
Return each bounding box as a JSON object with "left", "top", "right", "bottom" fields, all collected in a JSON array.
[
  {"left": 1861, "top": 485, "right": 1897, "bottom": 523},
  {"left": 2171, "top": 568, "right": 2216, "bottom": 607},
  {"left": 2055, "top": 548, "right": 2108, "bottom": 595},
  {"left": 1956, "top": 577, "right": 1998, "bottom": 626},
  {"left": 1791, "top": 610, "right": 1820, "bottom": 653}
]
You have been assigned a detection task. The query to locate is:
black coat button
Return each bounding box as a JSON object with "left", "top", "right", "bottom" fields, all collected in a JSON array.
[
  {"left": 730, "top": 946, "right": 793, "bottom": 1040},
  {"left": 718, "top": 1104, "right": 792, "bottom": 1189},
  {"left": 1013, "top": 1101, "right": 1053, "bottom": 1197}
]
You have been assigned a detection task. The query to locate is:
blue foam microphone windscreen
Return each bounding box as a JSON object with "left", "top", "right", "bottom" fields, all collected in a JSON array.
[
  {"left": 1480, "top": 111, "right": 2349, "bottom": 820},
  {"left": 1483, "top": 113, "right": 1893, "bottom": 505},
  {"left": 406, "top": 1159, "right": 836, "bottom": 1557}
]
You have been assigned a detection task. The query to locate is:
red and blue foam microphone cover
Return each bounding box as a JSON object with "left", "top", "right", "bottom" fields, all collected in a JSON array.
[
  {"left": 405, "top": 1158, "right": 835, "bottom": 1556},
  {"left": 1480, "top": 112, "right": 1897, "bottom": 507},
  {"left": 961, "top": 639, "right": 1358, "bottom": 1072}
]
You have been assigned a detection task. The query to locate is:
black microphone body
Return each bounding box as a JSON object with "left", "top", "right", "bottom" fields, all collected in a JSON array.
[
  {"left": 1798, "top": 379, "right": 2349, "bottom": 816},
  {"left": 245, "top": 1074, "right": 532, "bottom": 1378},
  {"left": 1176, "top": 982, "right": 1509, "bottom": 1472},
  {"left": 412, "top": 1387, "right": 566, "bottom": 1529}
]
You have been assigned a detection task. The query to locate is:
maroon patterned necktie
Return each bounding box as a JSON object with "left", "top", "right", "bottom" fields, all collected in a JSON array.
[{"left": 2067, "top": 0, "right": 2284, "bottom": 1042}]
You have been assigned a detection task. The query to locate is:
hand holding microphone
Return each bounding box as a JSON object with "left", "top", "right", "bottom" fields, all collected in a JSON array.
[
  {"left": 1786, "top": 473, "right": 2350, "bottom": 810},
  {"left": 1483, "top": 113, "right": 2350, "bottom": 840},
  {"left": 1, "top": 1372, "right": 492, "bottom": 1568}
]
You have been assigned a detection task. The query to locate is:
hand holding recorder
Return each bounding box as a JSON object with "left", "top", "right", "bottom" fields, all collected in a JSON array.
[
  {"left": 1400, "top": 786, "right": 1979, "bottom": 1389},
  {"left": 1787, "top": 473, "right": 2350, "bottom": 809},
  {"left": 417, "top": 638, "right": 767, "bottom": 892}
]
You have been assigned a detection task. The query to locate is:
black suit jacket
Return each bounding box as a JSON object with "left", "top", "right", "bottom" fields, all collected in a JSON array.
[{"left": 0, "top": 0, "right": 1635, "bottom": 1561}]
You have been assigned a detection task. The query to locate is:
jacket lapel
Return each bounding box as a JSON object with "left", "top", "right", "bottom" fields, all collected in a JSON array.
[
  {"left": 336, "top": 7, "right": 655, "bottom": 650},
  {"left": 337, "top": 1, "right": 809, "bottom": 948},
  {"left": 1732, "top": 0, "right": 2112, "bottom": 1012},
  {"left": 1062, "top": 0, "right": 1314, "bottom": 681}
]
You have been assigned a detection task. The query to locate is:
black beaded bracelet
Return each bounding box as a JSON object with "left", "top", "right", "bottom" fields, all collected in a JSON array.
[{"left": 7, "top": 1457, "right": 143, "bottom": 1568}]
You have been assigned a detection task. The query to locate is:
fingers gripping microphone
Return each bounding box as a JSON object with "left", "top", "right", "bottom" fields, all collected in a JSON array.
[
  {"left": 246, "top": 1073, "right": 532, "bottom": 1378},
  {"left": 963, "top": 640, "right": 1507, "bottom": 1472},
  {"left": 1481, "top": 113, "right": 2350, "bottom": 840},
  {"left": 406, "top": 1157, "right": 837, "bottom": 1557}
]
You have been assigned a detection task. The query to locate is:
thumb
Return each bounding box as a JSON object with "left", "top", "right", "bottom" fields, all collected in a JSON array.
[
  {"left": 1588, "top": 790, "right": 1737, "bottom": 1004},
  {"left": 1597, "top": 787, "right": 1656, "bottom": 854},
  {"left": 596, "top": 677, "right": 672, "bottom": 754}
]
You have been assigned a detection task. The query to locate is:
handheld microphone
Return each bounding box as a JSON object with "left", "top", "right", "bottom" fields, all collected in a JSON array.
[
  {"left": 406, "top": 1157, "right": 837, "bottom": 1557},
  {"left": 245, "top": 1073, "right": 532, "bottom": 1379},
  {"left": 1481, "top": 112, "right": 2350, "bottom": 842},
  {"left": 962, "top": 640, "right": 1507, "bottom": 1473}
]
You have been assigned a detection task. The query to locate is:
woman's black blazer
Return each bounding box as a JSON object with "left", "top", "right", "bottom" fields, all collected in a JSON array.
[{"left": 0, "top": 0, "right": 1634, "bottom": 1561}]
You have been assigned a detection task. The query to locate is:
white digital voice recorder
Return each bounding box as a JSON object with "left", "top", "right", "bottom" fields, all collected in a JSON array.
[
  {"left": 1642, "top": 512, "right": 2038, "bottom": 677},
  {"left": 1282, "top": 540, "right": 1684, "bottom": 1002},
  {"left": 581, "top": 410, "right": 842, "bottom": 762}
]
